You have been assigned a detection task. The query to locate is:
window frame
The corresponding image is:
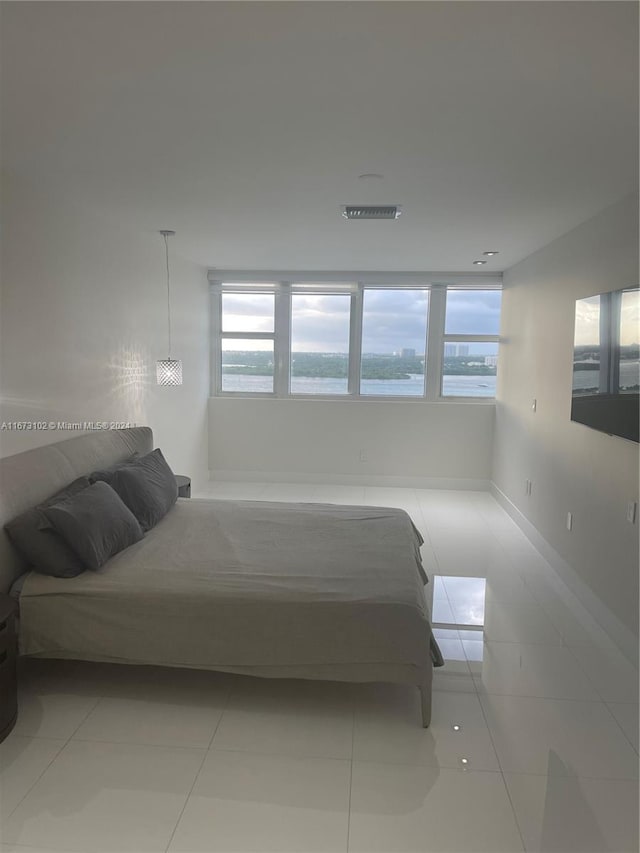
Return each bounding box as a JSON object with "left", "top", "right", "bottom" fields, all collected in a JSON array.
[
  {"left": 214, "top": 283, "right": 279, "bottom": 397},
  {"left": 440, "top": 286, "right": 502, "bottom": 400},
  {"left": 211, "top": 274, "right": 502, "bottom": 402},
  {"left": 289, "top": 287, "right": 354, "bottom": 398}
]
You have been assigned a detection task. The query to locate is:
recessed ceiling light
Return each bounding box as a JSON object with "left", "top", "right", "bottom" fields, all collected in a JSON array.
[
  {"left": 483, "top": 251, "right": 499, "bottom": 256},
  {"left": 460, "top": 758, "right": 469, "bottom": 766},
  {"left": 473, "top": 260, "right": 486, "bottom": 265},
  {"left": 452, "top": 724, "right": 462, "bottom": 732}
]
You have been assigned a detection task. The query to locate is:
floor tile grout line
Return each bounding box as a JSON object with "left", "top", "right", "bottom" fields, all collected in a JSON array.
[
  {"left": 163, "top": 681, "right": 233, "bottom": 853},
  {"left": 6, "top": 693, "right": 101, "bottom": 822},
  {"left": 471, "top": 683, "right": 606, "bottom": 703},
  {"left": 477, "top": 691, "right": 621, "bottom": 709},
  {"left": 152, "top": 741, "right": 640, "bottom": 782},
  {"left": 496, "top": 767, "right": 528, "bottom": 852},
  {"left": 562, "top": 642, "right": 635, "bottom": 705},
  {"left": 3, "top": 732, "right": 69, "bottom": 743},
  {"left": 4, "top": 738, "right": 66, "bottom": 823},
  {"left": 481, "top": 767, "right": 640, "bottom": 782},
  {"left": 205, "top": 744, "right": 353, "bottom": 763},
  {"left": 350, "top": 757, "right": 507, "bottom": 772},
  {"left": 493, "top": 524, "right": 627, "bottom": 658},
  {"left": 522, "top": 581, "right": 603, "bottom": 650},
  {"left": 59, "top": 736, "right": 217, "bottom": 750},
  {"left": 602, "top": 701, "right": 640, "bottom": 756},
  {"left": 476, "top": 693, "right": 638, "bottom": 783},
  {"left": 475, "top": 689, "right": 528, "bottom": 853},
  {"left": 414, "top": 501, "right": 441, "bottom": 577},
  {"left": 346, "top": 698, "right": 355, "bottom": 853},
  {"left": 413, "top": 500, "right": 481, "bottom": 687}
]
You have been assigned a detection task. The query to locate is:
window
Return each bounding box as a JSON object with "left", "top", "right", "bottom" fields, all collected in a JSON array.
[
  {"left": 361, "top": 289, "right": 429, "bottom": 397},
  {"left": 442, "top": 290, "right": 502, "bottom": 398},
  {"left": 221, "top": 339, "right": 274, "bottom": 393},
  {"left": 219, "top": 289, "right": 275, "bottom": 393},
  {"left": 619, "top": 289, "right": 639, "bottom": 394},
  {"left": 290, "top": 293, "right": 351, "bottom": 395},
  {"left": 212, "top": 279, "right": 502, "bottom": 400}
]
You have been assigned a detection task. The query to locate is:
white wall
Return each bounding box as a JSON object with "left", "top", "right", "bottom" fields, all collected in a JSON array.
[
  {"left": 493, "top": 193, "right": 639, "bottom": 650},
  {"left": 210, "top": 397, "right": 495, "bottom": 486},
  {"left": 0, "top": 175, "right": 210, "bottom": 489}
]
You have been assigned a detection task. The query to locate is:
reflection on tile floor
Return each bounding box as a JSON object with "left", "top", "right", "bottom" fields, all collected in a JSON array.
[{"left": 2, "top": 484, "right": 638, "bottom": 853}]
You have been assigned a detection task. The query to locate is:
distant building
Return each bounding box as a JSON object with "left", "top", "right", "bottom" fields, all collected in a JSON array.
[
  {"left": 484, "top": 355, "right": 498, "bottom": 367},
  {"left": 400, "top": 348, "right": 416, "bottom": 358},
  {"left": 444, "top": 343, "right": 469, "bottom": 357}
]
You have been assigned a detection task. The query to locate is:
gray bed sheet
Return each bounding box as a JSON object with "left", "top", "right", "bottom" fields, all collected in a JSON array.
[{"left": 17, "top": 499, "right": 439, "bottom": 686}]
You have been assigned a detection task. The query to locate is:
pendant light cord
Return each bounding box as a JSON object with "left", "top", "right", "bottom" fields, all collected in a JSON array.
[{"left": 163, "top": 232, "right": 172, "bottom": 358}]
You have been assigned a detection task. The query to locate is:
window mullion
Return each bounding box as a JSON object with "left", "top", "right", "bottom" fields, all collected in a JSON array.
[
  {"left": 426, "top": 286, "right": 446, "bottom": 401},
  {"left": 273, "top": 283, "right": 290, "bottom": 397},
  {"left": 220, "top": 332, "right": 275, "bottom": 340},
  {"left": 211, "top": 287, "right": 222, "bottom": 396},
  {"left": 348, "top": 285, "right": 363, "bottom": 396},
  {"left": 442, "top": 334, "right": 499, "bottom": 344}
]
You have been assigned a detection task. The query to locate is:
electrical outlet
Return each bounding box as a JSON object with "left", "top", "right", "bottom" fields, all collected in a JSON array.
[
  {"left": 566, "top": 512, "right": 573, "bottom": 531},
  {"left": 627, "top": 501, "right": 637, "bottom": 524}
]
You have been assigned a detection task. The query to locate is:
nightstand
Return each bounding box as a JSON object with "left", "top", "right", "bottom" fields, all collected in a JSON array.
[
  {"left": 175, "top": 475, "right": 191, "bottom": 498},
  {"left": 0, "top": 594, "right": 18, "bottom": 742}
]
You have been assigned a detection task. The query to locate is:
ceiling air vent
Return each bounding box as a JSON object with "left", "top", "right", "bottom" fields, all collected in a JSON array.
[{"left": 341, "top": 205, "right": 402, "bottom": 220}]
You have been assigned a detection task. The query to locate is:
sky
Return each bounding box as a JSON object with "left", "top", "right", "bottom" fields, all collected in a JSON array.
[{"left": 221, "top": 288, "right": 502, "bottom": 354}]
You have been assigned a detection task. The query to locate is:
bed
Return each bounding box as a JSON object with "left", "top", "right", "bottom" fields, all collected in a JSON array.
[{"left": 0, "top": 428, "right": 441, "bottom": 726}]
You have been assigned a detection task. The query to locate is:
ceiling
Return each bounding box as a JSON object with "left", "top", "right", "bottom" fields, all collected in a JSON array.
[{"left": 1, "top": 1, "right": 637, "bottom": 272}]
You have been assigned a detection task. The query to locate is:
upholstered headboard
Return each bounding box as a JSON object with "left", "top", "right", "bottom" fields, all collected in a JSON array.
[{"left": 0, "top": 427, "right": 153, "bottom": 593}]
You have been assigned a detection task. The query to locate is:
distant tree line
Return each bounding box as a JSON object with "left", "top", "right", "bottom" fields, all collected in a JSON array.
[
  {"left": 222, "top": 351, "right": 497, "bottom": 378},
  {"left": 574, "top": 343, "right": 640, "bottom": 368}
]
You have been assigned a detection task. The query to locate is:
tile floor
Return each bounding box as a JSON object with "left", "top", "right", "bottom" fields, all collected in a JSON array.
[{"left": 1, "top": 484, "right": 637, "bottom": 853}]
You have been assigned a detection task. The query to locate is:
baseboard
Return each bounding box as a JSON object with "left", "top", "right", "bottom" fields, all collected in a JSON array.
[
  {"left": 491, "top": 482, "right": 639, "bottom": 668},
  {"left": 209, "top": 470, "right": 490, "bottom": 490}
]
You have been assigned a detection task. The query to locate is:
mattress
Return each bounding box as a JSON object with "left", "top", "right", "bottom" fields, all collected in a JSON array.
[{"left": 17, "top": 498, "right": 439, "bottom": 685}]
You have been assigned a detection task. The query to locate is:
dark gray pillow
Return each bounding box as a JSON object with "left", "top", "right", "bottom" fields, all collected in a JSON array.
[
  {"left": 109, "top": 448, "right": 178, "bottom": 532},
  {"left": 5, "top": 477, "right": 91, "bottom": 578},
  {"left": 88, "top": 452, "right": 139, "bottom": 485},
  {"left": 42, "top": 481, "right": 143, "bottom": 571}
]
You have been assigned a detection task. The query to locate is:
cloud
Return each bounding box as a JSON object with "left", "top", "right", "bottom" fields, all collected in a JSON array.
[
  {"left": 361, "top": 290, "right": 428, "bottom": 353},
  {"left": 221, "top": 288, "right": 502, "bottom": 354},
  {"left": 222, "top": 293, "right": 274, "bottom": 333},
  {"left": 445, "top": 290, "right": 502, "bottom": 335},
  {"left": 292, "top": 294, "right": 351, "bottom": 350}
]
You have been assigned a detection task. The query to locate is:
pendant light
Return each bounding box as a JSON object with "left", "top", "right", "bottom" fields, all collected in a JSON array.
[{"left": 156, "top": 229, "right": 183, "bottom": 386}]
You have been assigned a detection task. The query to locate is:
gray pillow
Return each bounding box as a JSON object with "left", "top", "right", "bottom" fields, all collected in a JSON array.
[
  {"left": 5, "top": 477, "right": 91, "bottom": 578},
  {"left": 109, "top": 448, "right": 178, "bottom": 532},
  {"left": 88, "top": 452, "right": 139, "bottom": 485},
  {"left": 42, "top": 481, "right": 143, "bottom": 571}
]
